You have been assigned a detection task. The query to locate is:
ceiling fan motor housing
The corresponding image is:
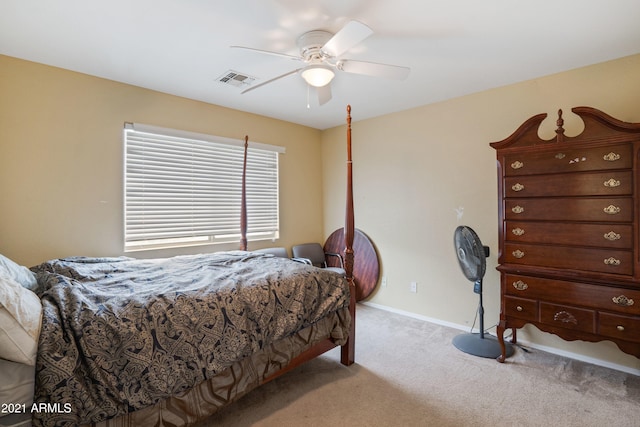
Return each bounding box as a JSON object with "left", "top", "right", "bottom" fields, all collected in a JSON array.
[{"left": 297, "top": 30, "right": 333, "bottom": 61}]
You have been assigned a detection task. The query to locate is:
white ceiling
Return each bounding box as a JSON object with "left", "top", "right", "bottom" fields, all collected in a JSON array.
[{"left": 1, "top": 0, "right": 639, "bottom": 130}]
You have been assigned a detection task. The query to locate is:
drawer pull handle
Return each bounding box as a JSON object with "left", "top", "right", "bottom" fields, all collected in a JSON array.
[
  {"left": 512, "top": 250, "right": 525, "bottom": 259},
  {"left": 554, "top": 311, "right": 578, "bottom": 325},
  {"left": 612, "top": 295, "right": 634, "bottom": 307},
  {"left": 603, "top": 178, "right": 621, "bottom": 188},
  {"left": 511, "top": 183, "right": 525, "bottom": 192},
  {"left": 512, "top": 280, "right": 528, "bottom": 291},
  {"left": 616, "top": 325, "right": 625, "bottom": 332},
  {"left": 510, "top": 161, "right": 523, "bottom": 170},
  {"left": 604, "top": 257, "right": 621, "bottom": 266},
  {"left": 603, "top": 152, "right": 621, "bottom": 161},
  {"left": 603, "top": 205, "right": 621, "bottom": 215},
  {"left": 512, "top": 228, "right": 525, "bottom": 236},
  {"left": 603, "top": 231, "right": 621, "bottom": 241},
  {"left": 512, "top": 205, "right": 524, "bottom": 214},
  {"left": 516, "top": 306, "right": 523, "bottom": 312}
]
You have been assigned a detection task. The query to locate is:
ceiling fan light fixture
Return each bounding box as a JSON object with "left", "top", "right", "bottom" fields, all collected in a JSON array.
[{"left": 301, "top": 64, "right": 335, "bottom": 87}]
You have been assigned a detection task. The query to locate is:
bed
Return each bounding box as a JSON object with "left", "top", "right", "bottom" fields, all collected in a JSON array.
[{"left": 0, "top": 106, "right": 358, "bottom": 427}]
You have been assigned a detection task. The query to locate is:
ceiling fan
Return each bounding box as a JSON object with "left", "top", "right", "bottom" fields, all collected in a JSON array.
[{"left": 231, "top": 20, "right": 410, "bottom": 106}]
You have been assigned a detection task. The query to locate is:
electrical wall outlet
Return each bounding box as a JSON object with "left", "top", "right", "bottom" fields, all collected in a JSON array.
[{"left": 409, "top": 281, "right": 417, "bottom": 293}]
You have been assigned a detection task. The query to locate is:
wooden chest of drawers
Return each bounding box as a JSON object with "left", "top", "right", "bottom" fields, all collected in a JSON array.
[{"left": 490, "top": 107, "right": 640, "bottom": 362}]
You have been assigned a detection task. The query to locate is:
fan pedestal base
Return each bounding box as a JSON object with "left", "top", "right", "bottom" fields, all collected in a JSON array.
[{"left": 453, "top": 333, "right": 514, "bottom": 359}]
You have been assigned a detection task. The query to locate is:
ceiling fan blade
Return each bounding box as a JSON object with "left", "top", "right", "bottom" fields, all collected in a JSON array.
[
  {"left": 321, "top": 20, "right": 373, "bottom": 58},
  {"left": 338, "top": 59, "right": 410, "bottom": 80},
  {"left": 241, "top": 68, "right": 303, "bottom": 94},
  {"left": 230, "top": 45, "right": 302, "bottom": 61},
  {"left": 317, "top": 83, "right": 332, "bottom": 106}
]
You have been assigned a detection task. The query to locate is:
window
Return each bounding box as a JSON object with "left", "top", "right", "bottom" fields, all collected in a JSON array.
[{"left": 124, "top": 123, "right": 284, "bottom": 252}]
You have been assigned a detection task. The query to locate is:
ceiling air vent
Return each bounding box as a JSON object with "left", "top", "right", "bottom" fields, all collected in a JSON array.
[{"left": 217, "top": 70, "right": 255, "bottom": 88}]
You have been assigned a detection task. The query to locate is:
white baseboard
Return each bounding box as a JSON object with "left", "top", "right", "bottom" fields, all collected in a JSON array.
[{"left": 360, "top": 301, "right": 639, "bottom": 375}]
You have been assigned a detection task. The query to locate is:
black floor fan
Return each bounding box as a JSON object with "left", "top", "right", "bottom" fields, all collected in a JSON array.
[{"left": 453, "top": 226, "right": 514, "bottom": 359}]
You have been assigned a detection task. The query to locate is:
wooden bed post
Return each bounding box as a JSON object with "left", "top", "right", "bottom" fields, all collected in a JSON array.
[
  {"left": 341, "top": 105, "right": 356, "bottom": 366},
  {"left": 240, "top": 135, "right": 248, "bottom": 251}
]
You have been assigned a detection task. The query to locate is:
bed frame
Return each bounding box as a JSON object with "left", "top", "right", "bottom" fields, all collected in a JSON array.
[
  {"left": 82, "top": 106, "right": 357, "bottom": 427},
  {"left": 240, "top": 104, "right": 356, "bottom": 376}
]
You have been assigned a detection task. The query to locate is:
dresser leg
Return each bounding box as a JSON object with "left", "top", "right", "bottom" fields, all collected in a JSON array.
[
  {"left": 496, "top": 321, "right": 507, "bottom": 363},
  {"left": 511, "top": 327, "right": 517, "bottom": 344}
]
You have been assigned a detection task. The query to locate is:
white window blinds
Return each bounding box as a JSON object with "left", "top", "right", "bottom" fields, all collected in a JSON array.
[{"left": 124, "top": 123, "right": 283, "bottom": 251}]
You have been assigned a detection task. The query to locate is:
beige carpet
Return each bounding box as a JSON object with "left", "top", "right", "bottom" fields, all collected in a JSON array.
[{"left": 197, "top": 304, "right": 640, "bottom": 427}]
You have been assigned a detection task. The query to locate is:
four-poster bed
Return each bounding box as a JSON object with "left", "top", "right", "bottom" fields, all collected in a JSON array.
[{"left": 0, "top": 106, "right": 357, "bottom": 427}]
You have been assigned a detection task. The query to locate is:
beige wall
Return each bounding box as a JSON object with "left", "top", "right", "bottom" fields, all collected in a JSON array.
[
  {"left": 0, "top": 55, "right": 324, "bottom": 266},
  {"left": 322, "top": 54, "right": 640, "bottom": 372}
]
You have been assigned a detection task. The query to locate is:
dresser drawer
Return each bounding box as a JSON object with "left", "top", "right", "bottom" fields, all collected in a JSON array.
[
  {"left": 505, "top": 171, "right": 632, "bottom": 198},
  {"left": 503, "top": 144, "right": 632, "bottom": 176},
  {"left": 504, "top": 274, "right": 640, "bottom": 315},
  {"left": 505, "top": 197, "right": 633, "bottom": 222},
  {"left": 540, "top": 302, "right": 596, "bottom": 333},
  {"left": 504, "top": 243, "right": 633, "bottom": 275},
  {"left": 504, "top": 296, "right": 537, "bottom": 321},
  {"left": 504, "top": 221, "right": 633, "bottom": 249},
  {"left": 598, "top": 312, "right": 640, "bottom": 343}
]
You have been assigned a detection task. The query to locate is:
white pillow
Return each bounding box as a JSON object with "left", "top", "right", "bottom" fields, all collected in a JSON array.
[
  {"left": 0, "top": 254, "right": 37, "bottom": 291},
  {"left": 0, "top": 274, "right": 42, "bottom": 365},
  {"left": 0, "top": 358, "right": 35, "bottom": 415}
]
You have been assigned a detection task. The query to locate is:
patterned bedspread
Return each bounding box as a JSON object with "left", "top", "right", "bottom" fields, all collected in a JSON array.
[{"left": 30, "top": 251, "right": 350, "bottom": 426}]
